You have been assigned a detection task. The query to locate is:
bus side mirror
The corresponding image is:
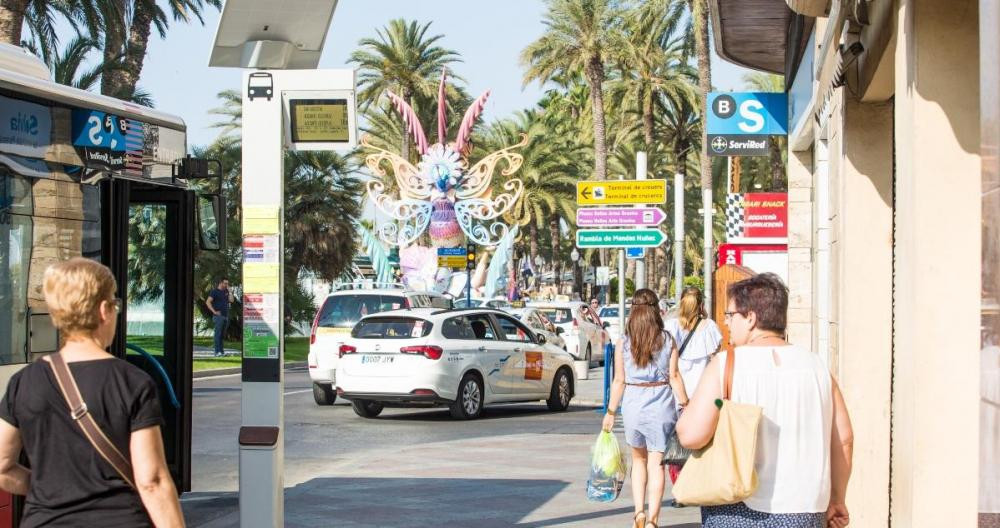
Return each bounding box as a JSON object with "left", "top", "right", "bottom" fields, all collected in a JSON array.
[{"left": 198, "top": 194, "right": 227, "bottom": 251}]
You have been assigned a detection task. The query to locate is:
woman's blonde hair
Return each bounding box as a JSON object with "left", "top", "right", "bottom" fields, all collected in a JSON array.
[
  {"left": 678, "top": 286, "right": 705, "bottom": 331},
  {"left": 43, "top": 257, "right": 117, "bottom": 336},
  {"left": 626, "top": 288, "right": 665, "bottom": 369}
]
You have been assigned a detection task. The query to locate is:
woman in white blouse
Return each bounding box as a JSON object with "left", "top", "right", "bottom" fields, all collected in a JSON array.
[
  {"left": 664, "top": 286, "right": 722, "bottom": 409},
  {"left": 676, "top": 273, "right": 854, "bottom": 528}
]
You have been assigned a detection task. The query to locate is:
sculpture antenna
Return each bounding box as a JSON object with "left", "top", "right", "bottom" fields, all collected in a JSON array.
[
  {"left": 386, "top": 90, "right": 429, "bottom": 155},
  {"left": 454, "top": 90, "right": 490, "bottom": 154},
  {"left": 437, "top": 68, "right": 448, "bottom": 144}
]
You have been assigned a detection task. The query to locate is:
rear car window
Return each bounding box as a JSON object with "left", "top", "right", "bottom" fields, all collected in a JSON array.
[
  {"left": 441, "top": 316, "right": 475, "bottom": 339},
  {"left": 538, "top": 308, "right": 573, "bottom": 324},
  {"left": 351, "top": 317, "right": 432, "bottom": 339},
  {"left": 466, "top": 314, "right": 498, "bottom": 340},
  {"left": 317, "top": 294, "right": 406, "bottom": 328}
]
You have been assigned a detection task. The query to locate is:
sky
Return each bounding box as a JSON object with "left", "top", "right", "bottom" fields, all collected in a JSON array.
[{"left": 135, "top": 0, "right": 755, "bottom": 149}]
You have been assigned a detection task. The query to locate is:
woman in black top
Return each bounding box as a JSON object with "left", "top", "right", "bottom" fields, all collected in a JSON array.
[{"left": 0, "top": 258, "right": 184, "bottom": 527}]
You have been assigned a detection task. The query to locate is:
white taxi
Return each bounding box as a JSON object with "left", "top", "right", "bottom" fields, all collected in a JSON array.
[
  {"left": 335, "top": 308, "right": 576, "bottom": 419},
  {"left": 530, "top": 301, "right": 607, "bottom": 367},
  {"left": 308, "top": 283, "right": 451, "bottom": 406},
  {"left": 507, "top": 307, "right": 567, "bottom": 351}
]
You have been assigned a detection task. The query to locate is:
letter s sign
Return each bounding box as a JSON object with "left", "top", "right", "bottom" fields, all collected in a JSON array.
[{"left": 737, "top": 100, "right": 765, "bottom": 133}]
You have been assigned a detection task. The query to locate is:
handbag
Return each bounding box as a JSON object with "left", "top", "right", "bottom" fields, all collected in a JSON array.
[
  {"left": 47, "top": 353, "right": 136, "bottom": 489},
  {"left": 670, "top": 349, "right": 762, "bottom": 506},
  {"left": 663, "top": 317, "right": 701, "bottom": 465}
]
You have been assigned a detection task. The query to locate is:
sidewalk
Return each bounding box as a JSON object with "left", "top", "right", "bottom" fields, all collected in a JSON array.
[
  {"left": 182, "top": 425, "right": 701, "bottom": 528},
  {"left": 573, "top": 365, "right": 612, "bottom": 408}
]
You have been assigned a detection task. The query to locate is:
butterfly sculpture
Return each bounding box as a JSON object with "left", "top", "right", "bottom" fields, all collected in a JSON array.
[{"left": 364, "top": 70, "right": 526, "bottom": 248}]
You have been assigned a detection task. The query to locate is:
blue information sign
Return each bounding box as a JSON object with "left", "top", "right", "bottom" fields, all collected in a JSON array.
[
  {"left": 437, "top": 247, "right": 467, "bottom": 256},
  {"left": 707, "top": 92, "right": 788, "bottom": 136},
  {"left": 625, "top": 247, "right": 644, "bottom": 259}
]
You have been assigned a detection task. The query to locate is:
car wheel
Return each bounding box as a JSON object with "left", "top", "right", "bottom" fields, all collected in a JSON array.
[
  {"left": 547, "top": 368, "right": 572, "bottom": 412},
  {"left": 351, "top": 399, "right": 384, "bottom": 418},
  {"left": 449, "top": 374, "right": 484, "bottom": 420},
  {"left": 312, "top": 383, "right": 336, "bottom": 406}
]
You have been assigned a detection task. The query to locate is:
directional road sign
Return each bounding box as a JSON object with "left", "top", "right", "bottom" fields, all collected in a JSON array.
[
  {"left": 576, "top": 229, "right": 666, "bottom": 248},
  {"left": 625, "top": 247, "right": 645, "bottom": 259},
  {"left": 437, "top": 247, "right": 467, "bottom": 268},
  {"left": 577, "top": 207, "right": 666, "bottom": 227},
  {"left": 576, "top": 180, "right": 666, "bottom": 206}
]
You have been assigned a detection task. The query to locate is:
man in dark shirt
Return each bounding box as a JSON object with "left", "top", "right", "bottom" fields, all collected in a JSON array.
[{"left": 205, "top": 278, "right": 232, "bottom": 357}]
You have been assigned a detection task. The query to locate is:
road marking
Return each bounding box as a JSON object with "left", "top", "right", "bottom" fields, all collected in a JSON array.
[{"left": 283, "top": 389, "right": 312, "bottom": 396}]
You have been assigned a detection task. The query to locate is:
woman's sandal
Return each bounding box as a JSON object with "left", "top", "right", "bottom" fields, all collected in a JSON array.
[
  {"left": 645, "top": 523, "right": 658, "bottom": 528},
  {"left": 632, "top": 511, "right": 646, "bottom": 528}
]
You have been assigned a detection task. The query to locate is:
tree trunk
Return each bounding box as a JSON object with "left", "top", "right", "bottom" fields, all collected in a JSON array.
[
  {"left": 114, "top": 0, "right": 155, "bottom": 100},
  {"left": 585, "top": 56, "right": 608, "bottom": 181},
  {"left": 642, "top": 88, "right": 655, "bottom": 149},
  {"left": 101, "top": 0, "right": 126, "bottom": 96},
  {"left": 529, "top": 222, "right": 539, "bottom": 264},
  {"left": 550, "top": 214, "right": 561, "bottom": 288},
  {"left": 0, "top": 0, "right": 29, "bottom": 45},
  {"left": 694, "top": 0, "right": 712, "bottom": 193},
  {"left": 769, "top": 136, "right": 785, "bottom": 190}
]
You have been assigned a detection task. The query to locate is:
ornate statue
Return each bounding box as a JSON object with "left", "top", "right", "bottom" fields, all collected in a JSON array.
[{"left": 364, "top": 69, "right": 526, "bottom": 249}]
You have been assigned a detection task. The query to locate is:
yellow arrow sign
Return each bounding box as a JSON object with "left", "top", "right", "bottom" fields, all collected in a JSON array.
[{"left": 576, "top": 179, "right": 667, "bottom": 205}]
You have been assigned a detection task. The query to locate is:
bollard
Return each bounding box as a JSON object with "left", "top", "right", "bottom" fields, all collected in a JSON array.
[{"left": 598, "top": 342, "right": 615, "bottom": 414}]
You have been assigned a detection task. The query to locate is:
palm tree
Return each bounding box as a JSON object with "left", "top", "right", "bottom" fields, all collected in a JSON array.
[
  {"left": 484, "top": 111, "right": 582, "bottom": 286},
  {"left": 521, "top": 0, "right": 623, "bottom": 183},
  {"left": 1, "top": 0, "right": 77, "bottom": 50},
  {"left": 26, "top": 35, "right": 155, "bottom": 105},
  {"left": 350, "top": 19, "right": 462, "bottom": 159},
  {"left": 743, "top": 72, "right": 786, "bottom": 189},
  {"left": 101, "top": 0, "right": 221, "bottom": 99}
]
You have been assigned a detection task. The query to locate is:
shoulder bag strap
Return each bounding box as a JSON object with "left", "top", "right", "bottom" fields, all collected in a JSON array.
[
  {"left": 677, "top": 316, "right": 702, "bottom": 358},
  {"left": 723, "top": 347, "right": 736, "bottom": 400},
  {"left": 48, "top": 353, "right": 136, "bottom": 489}
]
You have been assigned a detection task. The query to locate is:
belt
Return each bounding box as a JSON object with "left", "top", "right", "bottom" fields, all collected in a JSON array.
[{"left": 625, "top": 381, "right": 669, "bottom": 387}]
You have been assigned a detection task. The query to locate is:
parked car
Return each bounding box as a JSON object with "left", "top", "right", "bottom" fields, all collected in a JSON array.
[
  {"left": 529, "top": 301, "right": 606, "bottom": 366},
  {"left": 453, "top": 297, "right": 513, "bottom": 310},
  {"left": 335, "top": 307, "right": 576, "bottom": 419},
  {"left": 598, "top": 305, "right": 631, "bottom": 346},
  {"left": 507, "top": 307, "right": 567, "bottom": 351},
  {"left": 308, "top": 283, "right": 451, "bottom": 406}
]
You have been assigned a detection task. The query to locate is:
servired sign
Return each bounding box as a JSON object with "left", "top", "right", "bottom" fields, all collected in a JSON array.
[{"left": 724, "top": 192, "right": 788, "bottom": 242}]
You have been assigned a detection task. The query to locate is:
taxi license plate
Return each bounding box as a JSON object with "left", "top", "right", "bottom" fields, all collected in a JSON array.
[{"left": 361, "top": 355, "right": 394, "bottom": 365}]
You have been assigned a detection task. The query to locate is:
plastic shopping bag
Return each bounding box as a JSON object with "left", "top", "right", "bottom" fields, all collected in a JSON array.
[{"left": 586, "top": 430, "right": 627, "bottom": 502}]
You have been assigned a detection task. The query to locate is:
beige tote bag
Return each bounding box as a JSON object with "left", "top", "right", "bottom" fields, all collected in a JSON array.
[{"left": 671, "top": 349, "right": 762, "bottom": 506}]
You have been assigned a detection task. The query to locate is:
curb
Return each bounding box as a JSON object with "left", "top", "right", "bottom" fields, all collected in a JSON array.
[{"left": 193, "top": 361, "right": 307, "bottom": 379}]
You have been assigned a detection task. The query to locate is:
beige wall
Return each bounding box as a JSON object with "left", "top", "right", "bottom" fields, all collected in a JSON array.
[
  {"left": 835, "top": 96, "right": 895, "bottom": 526},
  {"left": 786, "top": 148, "right": 813, "bottom": 348},
  {"left": 892, "top": 0, "right": 981, "bottom": 525}
]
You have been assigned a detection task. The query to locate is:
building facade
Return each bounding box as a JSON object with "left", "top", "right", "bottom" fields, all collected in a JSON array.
[{"left": 710, "top": 0, "right": 995, "bottom": 525}]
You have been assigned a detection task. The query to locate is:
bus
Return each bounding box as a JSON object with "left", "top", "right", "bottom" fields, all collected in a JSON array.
[{"left": 0, "top": 42, "right": 222, "bottom": 524}]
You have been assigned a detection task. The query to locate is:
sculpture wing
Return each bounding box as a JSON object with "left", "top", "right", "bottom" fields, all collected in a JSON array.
[
  {"left": 363, "top": 135, "right": 432, "bottom": 200},
  {"left": 366, "top": 180, "right": 432, "bottom": 247}
]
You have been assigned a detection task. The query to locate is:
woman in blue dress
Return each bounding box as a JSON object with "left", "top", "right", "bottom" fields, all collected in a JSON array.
[{"left": 602, "top": 289, "right": 685, "bottom": 528}]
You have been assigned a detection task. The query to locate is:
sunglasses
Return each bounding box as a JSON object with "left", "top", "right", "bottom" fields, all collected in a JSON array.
[{"left": 112, "top": 298, "right": 123, "bottom": 313}]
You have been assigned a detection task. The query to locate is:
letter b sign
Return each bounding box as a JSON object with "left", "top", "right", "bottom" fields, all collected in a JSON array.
[{"left": 712, "top": 95, "right": 736, "bottom": 119}]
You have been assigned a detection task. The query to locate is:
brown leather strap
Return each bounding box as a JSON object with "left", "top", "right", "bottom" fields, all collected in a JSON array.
[
  {"left": 625, "top": 381, "right": 670, "bottom": 387},
  {"left": 47, "top": 353, "right": 136, "bottom": 489},
  {"left": 724, "top": 348, "right": 736, "bottom": 400}
]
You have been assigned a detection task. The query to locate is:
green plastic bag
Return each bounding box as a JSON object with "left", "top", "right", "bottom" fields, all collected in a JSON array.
[{"left": 587, "top": 431, "right": 627, "bottom": 502}]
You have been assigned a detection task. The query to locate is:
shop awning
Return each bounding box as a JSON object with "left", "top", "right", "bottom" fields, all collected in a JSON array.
[{"left": 709, "top": 0, "right": 794, "bottom": 74}]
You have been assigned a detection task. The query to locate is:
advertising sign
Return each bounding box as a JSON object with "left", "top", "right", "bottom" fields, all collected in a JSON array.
[
  {"left": 71, "top": 109, "right": 146, "bottom": 173},
  {"left": 724, "top": 192, "right": 788, "bottom": 242},
  {"left": 576, "top": 180, "right": 666, "bottom": 205},
  {"left": 576, "top": 207, "right": 666, "bottom": 227},
  {"left": 576, "top": 229, "right": 666, "bottom": 248},
  {"left": 0, "top": 94, "right": 52, "bottom": 158},
  {"left": 625, "top": 247, "right": 645, "bottom": 259},
  {"left": 707, "top": 92, "right": 787, "bottom": 158},
  {"left": 718, "top": 243, "right": 789, "bottom": 283}
]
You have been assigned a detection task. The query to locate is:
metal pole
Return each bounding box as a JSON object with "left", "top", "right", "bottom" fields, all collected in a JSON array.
[
  {"left": 673, "top": 171, "right": 684, "bottom": 305},
  {"left": 635, "top": 151, "right": 647, "bottom": 290},
  {"left": 618, "top": 249, "right": 626, "bottom": 330}
]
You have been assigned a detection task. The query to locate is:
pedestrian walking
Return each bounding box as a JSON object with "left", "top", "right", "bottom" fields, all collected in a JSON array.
[
  {"left": 0, "top": 258, "right": 184, "bottom": 527},
  {"left": 206, "top": 277, "right": 233, "bottom": 357},
  {"left": 676, "top": 273, "right": 854, "bottom": 528},
  {"left": 602, "top": 289, "right": 686, "bottom": 528},
  {"left": 662, "top": 287, "right": 723, "bottom": 489}
]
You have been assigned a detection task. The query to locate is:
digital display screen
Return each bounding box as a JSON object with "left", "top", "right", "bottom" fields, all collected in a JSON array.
[{"left": 289, "top": 99, "right": 349, "bottom": 143}]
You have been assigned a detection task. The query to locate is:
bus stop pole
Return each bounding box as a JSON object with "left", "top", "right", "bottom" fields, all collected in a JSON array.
[{"left": 238, "top": 70, "right": 285, "bottom": 527}]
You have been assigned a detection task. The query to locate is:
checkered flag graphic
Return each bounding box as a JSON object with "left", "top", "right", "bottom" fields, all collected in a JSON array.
[{"left": 725, "top": 193, "right": 744, "bottom": 240}]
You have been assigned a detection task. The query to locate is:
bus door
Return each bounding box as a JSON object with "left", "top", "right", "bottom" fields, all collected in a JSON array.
[{"left": 106, "top": 180, "right": 195, "bottom": 492}]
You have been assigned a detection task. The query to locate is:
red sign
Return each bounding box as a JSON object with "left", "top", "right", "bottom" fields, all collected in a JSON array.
[
  {"left": 725, "top": 192, "right": 788, "bottom": 240},
  {"left": 718, "top": 243, "right": 788, "bottom": 267}
]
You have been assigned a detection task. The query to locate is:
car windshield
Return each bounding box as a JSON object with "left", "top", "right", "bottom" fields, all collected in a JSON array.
[
  {"left": 599, "top": 307, "right": 630, "bottom": 319},
  {"left": 317, "top": 294, "right": 406, "bottom": 328},
  {"left": 453, "top": 299, "right": 483, "bottom": 308},
  {"left": 537, "top": 308, "right": 573, "bottom": 324},
  {"left": 351, "top": 317, "right": 432, "bottom": 339}
]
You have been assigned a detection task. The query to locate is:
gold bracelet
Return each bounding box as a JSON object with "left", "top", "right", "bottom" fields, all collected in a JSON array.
[{"left": 606, "top": 408, "right": 617, "bottom": 416}]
